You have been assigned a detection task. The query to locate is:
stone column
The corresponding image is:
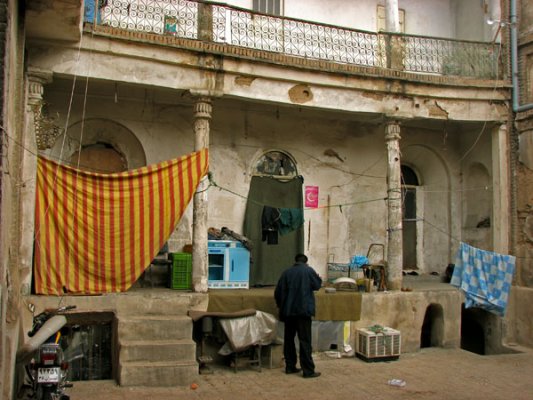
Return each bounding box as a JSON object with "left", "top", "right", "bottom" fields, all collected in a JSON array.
[
  {"left": 19, "top": 69, "right": 52, "bottom": 294},
  {"left": 492, "top": 123, "right": 510, "bottom": 253},
  {"left": 384, "top": 0, "right": 403, "bottom": 70},
  {"left": 191, "top": 96, "right": 211, "bottom": 293},
  {"left": 198, "top": 1, "right": 214, "bottom": 42},
  {"left": 385, "top": 0, "right": 400, "bottom": 32},
  {"left": 385, "top": 121, "right": 402, "bottom": 291}
]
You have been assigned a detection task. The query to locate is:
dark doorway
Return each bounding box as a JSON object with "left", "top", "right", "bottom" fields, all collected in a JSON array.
[
  {"left": 420, "top": 303, "right": 444, "bottom": 348},
  {"left": 401, "top": 165, "right": 419, "bottom": 270},
  {"left": 461, "top": 305, "right": 523, "bottom": 355},
  {"left": 461, "top": 305, "right": 486, "bottom": 355},
  {"left": 63, "top": 312, "right": 115, "bottom": 381}
]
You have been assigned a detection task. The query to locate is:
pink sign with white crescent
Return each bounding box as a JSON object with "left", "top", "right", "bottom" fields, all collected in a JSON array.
[{"left": 305, "top": 185, "right": 319, "bottom": 208}]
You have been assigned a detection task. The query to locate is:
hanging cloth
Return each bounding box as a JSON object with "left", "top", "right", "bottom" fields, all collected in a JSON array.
[
  {"left": 278, "top": 207, "right": 304, "bottom": 236},
  {"left": 261, "top": 206, "right": 281, "bottom": 244},
  {"left": 450, "top": 242, "right": 515, "bottom": 316},
  {"left": 33, "top": 148, "right": 209, "bottom": 295},
  {"left": 243, "top": 176, "right": 304, "bottom": 286}
]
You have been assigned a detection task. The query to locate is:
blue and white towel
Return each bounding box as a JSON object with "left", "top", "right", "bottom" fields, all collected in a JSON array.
[{"left": 450, "top": 242, "right": 515, "bottom": 316}]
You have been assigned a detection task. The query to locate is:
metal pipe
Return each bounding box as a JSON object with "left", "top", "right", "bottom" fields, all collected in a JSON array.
[{"left": 510, "top": 0, "right": 533, "bottom": 112}]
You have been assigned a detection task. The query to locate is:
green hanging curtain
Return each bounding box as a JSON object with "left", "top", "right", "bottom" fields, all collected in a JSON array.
[{"left": 243, "top": 175, "right": 304, "bottom": 286}]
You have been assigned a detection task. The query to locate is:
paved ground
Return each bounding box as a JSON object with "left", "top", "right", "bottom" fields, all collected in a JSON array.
[{"left": 70, "top": 346, "right": 533, "bottom": 400}]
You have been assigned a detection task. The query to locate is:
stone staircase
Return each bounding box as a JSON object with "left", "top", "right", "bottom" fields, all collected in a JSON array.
[{"left": 115, "top": 292, "right": 201, "bottom": 387}]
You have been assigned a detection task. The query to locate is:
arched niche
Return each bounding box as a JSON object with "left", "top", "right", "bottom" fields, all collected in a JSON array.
[
  {"left": 420, "top": 303, "right": 444, "bottom": 348},
  {"left": 252, "top": 150, "right": 298, "bottom": 178},
  {"left": 47, "top": 118, "right": 146, "bottom": 171},
  {"left": 401, "top": 144, "right": 452, "bottom": 274}
]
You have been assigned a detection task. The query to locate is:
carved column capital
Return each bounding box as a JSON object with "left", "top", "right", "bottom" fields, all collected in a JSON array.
[
  {"left": 385, "top": 121, "right": 401, "bottom": 141},
  {"left": 26, "top": 69, "right": 61, "bottom": 150},
  {"left": 27, "top": 69, "right": 53, "bottom": 106},
  {"left": 193, "top": 96, "right": 213, "bottom": 120},
  {"left": 191, "top": 95, "right": 213, "bottom": 151}
]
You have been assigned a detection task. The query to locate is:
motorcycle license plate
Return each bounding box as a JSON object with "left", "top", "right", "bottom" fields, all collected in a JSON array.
[{"left": 37, "top": 367, "right": 60, "bottom": 383}]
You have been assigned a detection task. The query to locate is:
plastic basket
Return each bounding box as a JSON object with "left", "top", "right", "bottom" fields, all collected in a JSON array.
[
  {"left": 327, "top": 263, "right": 364, "bottom": 282},
  {"left": 170, "top": 253, "right": 192, "bottom": 290}
]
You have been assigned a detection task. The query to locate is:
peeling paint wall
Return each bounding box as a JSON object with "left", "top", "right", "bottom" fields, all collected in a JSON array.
[
  {"left": 42, "top": 81, "right": 492, "bottom": 280},
  {"left": 2, "top": 0, "right": 27, "bottom": 398}
]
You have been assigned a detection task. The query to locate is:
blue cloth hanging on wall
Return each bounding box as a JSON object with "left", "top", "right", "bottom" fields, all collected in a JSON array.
[{"left": 450, "top": 242, "right": 515, "bottom": 316}]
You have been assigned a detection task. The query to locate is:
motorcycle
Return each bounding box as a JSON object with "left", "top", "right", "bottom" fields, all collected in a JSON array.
[{"left": 17, "top": 304, "right": 79, "bottom": 400}]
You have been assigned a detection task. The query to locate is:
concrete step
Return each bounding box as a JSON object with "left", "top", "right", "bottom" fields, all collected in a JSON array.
[
  {"left": 119, "top": 339, "right": 197, "bottom": 362},
  {"left": 118, "top": 360, "right": 198, "bottom": 387},
  {"left": 117, "top": 315, "right": 192, "bottom": 341}
]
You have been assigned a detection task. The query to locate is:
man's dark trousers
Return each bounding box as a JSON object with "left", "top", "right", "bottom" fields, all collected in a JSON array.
[{"left": 283, "top": 316, "right": 315, "bottom": 375}]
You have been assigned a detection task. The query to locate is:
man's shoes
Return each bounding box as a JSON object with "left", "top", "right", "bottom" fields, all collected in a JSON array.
[
  {"left": 285, "top": 367, "right": 301, "bottom": 374},
  {"left": 303, "top": 372, "right": 321, "bottom": 379}
]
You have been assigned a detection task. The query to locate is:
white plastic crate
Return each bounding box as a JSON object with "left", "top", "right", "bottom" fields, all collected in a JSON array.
[{"left": 356, "top": 327, "right": 401, "bottom": 362}]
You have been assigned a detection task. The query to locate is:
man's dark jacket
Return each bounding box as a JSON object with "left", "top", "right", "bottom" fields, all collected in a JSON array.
[{"left": 274, "top": 261, "right": 322, "bottom": 321}]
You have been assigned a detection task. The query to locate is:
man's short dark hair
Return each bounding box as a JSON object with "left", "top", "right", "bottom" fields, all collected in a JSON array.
[{"left": 295, "top": 254, "right": 308, "bottom": 263}]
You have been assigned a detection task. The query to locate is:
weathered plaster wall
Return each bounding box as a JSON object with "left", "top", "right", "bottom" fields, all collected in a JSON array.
[
  {"left": 27, "top": 35, "right": 509, "bottom": 123},
  {"left": 354, "top": 288, "right": 463, "bottom": 352},
  {"left": 24, "top": 0, "right": 82, "bottom": 41},
  {"left": 401, "top": 139, "right": 456, "bottom": 270},
  {"left": 209, "top": 100, "right": 390, "bottom": 270},
  {"left": 507, "top": 286, "right": 533, "bottom": 347},
  {"left": 452, "top": 0, "right": 493, "bottom": 41},
  {"left": 25, "top": 25, "right": 508, "bottom": 290},
  {"left": 458, "top": 124, "right": 495, "bottom": 253},
  {"left": 284, "top": 0, "right": 380, "bottom": 32},
  {"left": 2, "top": 0, "right": 27, "bottom": 398},
  {"left": 43, "top": 81, "right": 490, "bottom": 280}
]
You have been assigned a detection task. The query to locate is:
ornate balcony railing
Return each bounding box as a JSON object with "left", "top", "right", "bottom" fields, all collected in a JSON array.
[{"left": 89, "top": 0, "right": 502, "bottom": 80}]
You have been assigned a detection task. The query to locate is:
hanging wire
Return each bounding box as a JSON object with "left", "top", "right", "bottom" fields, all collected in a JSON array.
[
  {"left": 33, "top": 29, "right": 88, "bottom": 244},
  {"left": 8, "top": 121, "right": 516, "bottom": 256},
  {"left": 208, "top": 172, "right": 388, "bottom": 210}
]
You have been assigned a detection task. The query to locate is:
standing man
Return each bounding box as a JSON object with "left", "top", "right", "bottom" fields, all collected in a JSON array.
[{"left": 274, "top": 253, "right": 322, "bottom": 378}]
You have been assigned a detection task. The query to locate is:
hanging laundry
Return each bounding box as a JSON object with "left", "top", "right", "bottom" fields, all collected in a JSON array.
[
  {"left": 261, "top": 206, "right": 281, "bottom": 245},
  {"left": 278, "top": 208, "right": 304, "bottom": 235},
  {"left": 34, "top": 148, "right": 209, "bottom": 295},
  {"left": 450, "top": 242, "right": 515, "bottom": 316}
]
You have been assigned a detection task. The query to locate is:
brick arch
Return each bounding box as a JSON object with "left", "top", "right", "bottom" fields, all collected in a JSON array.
[{"left": 48, "top": 118, "right": 146, "bottom": 171}]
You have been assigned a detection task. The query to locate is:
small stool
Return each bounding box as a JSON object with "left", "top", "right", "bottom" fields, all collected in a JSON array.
[{"left": 232, "top": 345, "right": 262, "bottom": 373}]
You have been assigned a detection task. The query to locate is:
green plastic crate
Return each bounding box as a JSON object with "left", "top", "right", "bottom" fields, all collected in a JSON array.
[{"left": 170, "top": 253, "right": 192, "bottom": 290}]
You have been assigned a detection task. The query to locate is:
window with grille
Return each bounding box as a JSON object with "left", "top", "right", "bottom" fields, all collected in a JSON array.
[{"left": 253, "top": 0, "right": 282, "bottom": 16}]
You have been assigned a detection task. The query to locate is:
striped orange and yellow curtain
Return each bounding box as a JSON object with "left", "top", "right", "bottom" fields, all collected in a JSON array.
[{"left": 34, "top": 149, "right": 208, "bottom": 295}]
